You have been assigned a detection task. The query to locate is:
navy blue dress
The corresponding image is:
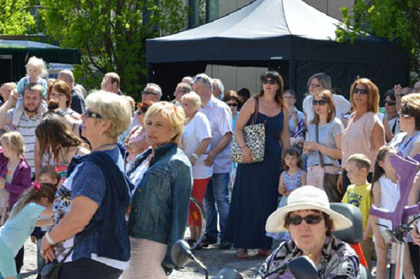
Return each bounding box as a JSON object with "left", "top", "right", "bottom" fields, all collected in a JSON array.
[{"left": 225, "top": 110, "right": 283, "bottom": 250}]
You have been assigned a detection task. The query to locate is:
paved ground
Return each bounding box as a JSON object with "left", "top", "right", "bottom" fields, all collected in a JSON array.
[
  {"left": 18, "top": 239, "right": 386, "bottom": 279},
  {"left": 19, "top": 240, "right": 263, "bottom": 279}
]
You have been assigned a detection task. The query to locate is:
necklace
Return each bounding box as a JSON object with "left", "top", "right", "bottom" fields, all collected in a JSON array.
[{"left": 93, "top": 143, "right": 117, "bottom": 152}]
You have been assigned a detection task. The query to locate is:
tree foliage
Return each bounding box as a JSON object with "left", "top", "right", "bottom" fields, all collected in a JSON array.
[
  {"left": 39, "top": 0, "right": 188, "bottom": 98},
  {"left": 0, "top": 0, "right": 35, "bottom": 35},
  {"left": 337, "top": 0, "right": 420, "bottom": 77}
]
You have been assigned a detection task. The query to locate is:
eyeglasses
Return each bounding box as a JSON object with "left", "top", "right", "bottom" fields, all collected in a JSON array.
[
  {"left": 286, "top": 214, "right": 324, "bottom": 226},
  {"left": 142, "top": 90, "right": 159, "bottom": 96},
  {"left": 309, "top": 83, "right": 321, "bottom": 88},
  {"left": 353, "top": 88, "right": 368, "bottom": 95},
  {"left": 226, "top": 103, "right": 238, "bottom": 107},
  {"left": 384, "top": 101, "right": 396, "bottom": 106},
  {"left": 84, "top": 108, "right": 102, "bottom": 119},
  {"left": 262, "top": 79, "right": 278, "bottom": 85},
  {"left": 312, "top": 100, "right": 329, "bottom": 106}
]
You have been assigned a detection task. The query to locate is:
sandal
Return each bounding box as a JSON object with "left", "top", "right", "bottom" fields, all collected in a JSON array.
[{"left": 237, "top": 249, "right": 248, "bottom": 258}]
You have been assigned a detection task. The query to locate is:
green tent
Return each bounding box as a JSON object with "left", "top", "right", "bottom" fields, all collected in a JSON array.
[{"left": 0, "top": 39, "right": 80, "bottom": 83}]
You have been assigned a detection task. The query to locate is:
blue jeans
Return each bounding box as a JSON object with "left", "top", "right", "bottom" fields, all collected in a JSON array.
[{"left": 203, "top": 173, "right": 230, "bottom": 241}]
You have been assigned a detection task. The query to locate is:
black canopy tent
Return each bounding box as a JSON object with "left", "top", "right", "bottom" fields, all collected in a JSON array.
[
  {"left": 146, "top": 0, "right": 410, "bottom": 103},
  {"left": 0, "top": 39, "right": 80, "bottom": 84}
]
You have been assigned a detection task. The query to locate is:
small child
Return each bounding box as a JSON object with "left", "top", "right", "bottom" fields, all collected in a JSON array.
[
  {"left": 31, "top": 166, "right": 60, "bottom": 279},
  {"left": 0, "top": 132, "right": 32, "bottom": 225},
  {"left": 0, "top": 183, "right": 56, "bottom": 279},
  {"left": 342, "top": 153, "right": 373, "bottom": 270},
  {"left": 16, "top": 56, "right": 48, "bottom": 99},
  {"left": 371, "top": 146, "right": 415, "bottom": 279},
  {"left": 267, "top": 147, "right": 306, "bottom": 241}
]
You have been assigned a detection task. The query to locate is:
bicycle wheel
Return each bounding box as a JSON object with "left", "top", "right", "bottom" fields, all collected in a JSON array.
[{"left": 187, "top": 196, "right": 206, "bottom": 249}]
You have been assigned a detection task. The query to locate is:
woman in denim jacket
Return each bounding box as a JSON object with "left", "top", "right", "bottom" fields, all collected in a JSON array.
[{"left": 124, "top": 102, "right": 193, "bottom": 279}]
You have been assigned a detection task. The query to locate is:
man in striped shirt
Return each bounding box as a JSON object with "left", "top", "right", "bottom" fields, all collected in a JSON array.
[{"left": 0, "top": 83, "right": 44, "bottom": 176}]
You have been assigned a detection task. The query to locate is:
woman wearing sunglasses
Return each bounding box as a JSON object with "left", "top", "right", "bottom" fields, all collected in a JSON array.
[
  {"left": 225, "top": 71, "right": 290, "bottom": 258},
  {"left": 340, "top": 78, "right": 385, "bottom": 194},
  {"left": 222, "top": 92, "right": 240, "bottom": 128},
  {"left": 255, "top": 185, "right": 359, "bottom": 278},
  {"left": 41, "top": 91, "right": 133, "bottom": 279},
  {"left": 303, "top": 90, "right": 343, "bottom": 201},
  {"left": 302, "top": 73, "right": 350, "bottom": 126},
  {"left": 383, "top": 90, "right": 400, "bottom": 136},
  {"left": 391, "top": 94, "right": 420, "bottom": 278}
]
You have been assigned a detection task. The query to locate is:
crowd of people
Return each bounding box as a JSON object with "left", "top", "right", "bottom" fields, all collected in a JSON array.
[{"left": 0, "top": 55, "right": 420, "bottom": 279}]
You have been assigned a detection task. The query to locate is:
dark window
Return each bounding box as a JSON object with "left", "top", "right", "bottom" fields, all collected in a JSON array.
[{"left": 188, "top": 0, "right": 219, "bottom": 28}]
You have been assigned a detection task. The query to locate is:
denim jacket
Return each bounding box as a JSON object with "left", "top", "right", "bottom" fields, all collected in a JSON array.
[{"left": 127, "top": 143, "right": 192, "bottom": 264}]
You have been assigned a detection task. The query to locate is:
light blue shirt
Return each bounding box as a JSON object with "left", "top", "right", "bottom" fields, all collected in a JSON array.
[
  {"left": 0, "top": 202, "right": 45, "bottom": 254},
  {"left": 307, "top": 118, "right": 344, "bottom": 167}
]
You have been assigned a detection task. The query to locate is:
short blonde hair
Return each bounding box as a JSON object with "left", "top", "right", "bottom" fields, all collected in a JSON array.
[
  {"left": 144, "top": 102, "right": 185, "bottom": 145},
  {"left": 26, "top": 56, "right": 48, "bottom": 77},
  {"left": 85, "top": 90, "right": 132, "bottom": 139},
  {"left": 1, "top": 131, "right": 25, "bottom": 156},
  {"left": 181, "top": 92, "right": 201, "bottom": 110}
]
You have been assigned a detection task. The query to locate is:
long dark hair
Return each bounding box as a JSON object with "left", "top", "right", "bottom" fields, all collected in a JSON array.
[
  {"left": 35, "top": 111, "right": 85, "bottom": 162},
  {"left": 371, "top": 146, "right": 396, "bottom": 200},
  {"left": 257, "top": 71, "right": 284, "bottom": 108},
  {"left": 310, "top": 90, "right": 336, "bottom": 125},
  {"left": 10, "top": 183, "right": 56, "bottom": 219}
]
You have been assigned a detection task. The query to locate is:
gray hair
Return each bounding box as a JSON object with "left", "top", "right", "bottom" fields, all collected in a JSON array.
[
  {"left": 177, "top": 82, "right": 192, "bottom": 93},
  {"left": 181, "top": 91, "right": 201, "bottom": 109},
  {"left": 85, "top": 90, "right": 132, "bottom": 139},
  {"left": 193, "top": 73, "right": 212, "bottom": 88},
  {"left": 58, "top": 70, "right": 75, "bottom": 86},
  {"left": 212, "top": 78, "right": 224, "bottom": 94},
  {"left": 146, "top": 83, "right": 162, "bottom": 97}
]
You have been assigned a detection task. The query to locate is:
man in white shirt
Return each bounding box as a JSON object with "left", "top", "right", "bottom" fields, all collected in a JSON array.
[
  {"left": 193, "top": 74, "right": 233, "bottom": 249},
  {"left": 0, "top": 84, "right": 46, "bottom": 176}
]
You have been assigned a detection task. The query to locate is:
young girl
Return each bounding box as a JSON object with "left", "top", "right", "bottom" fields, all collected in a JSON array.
[
  {"left": 16, "top": 56, "right": 48, "bottom": 99},
  {"left": 371, "top": 146, "right": 415, "bottom": 279},
  {"left": 0, "top": 132, "right": 31, "bottom": 225},
  {"left": 0, "top": 183, "right": 56, "bottom": 279},
  {"left": 31, "top": 166, "right": 60, "bottom": 279},
  {"left": 267, "top": 147, "right": 306, "bottom": 240}
]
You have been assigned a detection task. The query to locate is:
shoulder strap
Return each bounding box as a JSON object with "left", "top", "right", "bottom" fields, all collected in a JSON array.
[
  {"left": 58, "top": 221, "right": 99, "bottom": 264},
  {"left": 252, "top": 97, "right": 259, "bottom": 125},
  {"left": 315, "top": 125, "right": 325, "bottom": 168}
]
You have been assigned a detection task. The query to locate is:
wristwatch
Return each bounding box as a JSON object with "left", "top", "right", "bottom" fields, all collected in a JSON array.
[{"left": 191, "top": 153, "right": 199, "bottom": 160}]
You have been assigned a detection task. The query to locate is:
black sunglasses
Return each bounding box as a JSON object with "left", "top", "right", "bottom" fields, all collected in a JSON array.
[
  {"left": 312, "top": 100, "right": 329, "bottom": 106},
  {"left": 384, "top": 100, "right": 396, "bottom": 106},
  {"left": 142, "top": 90, "right": 159, "bottom": 96},
  {"left": 84, "top": 108, "right": 102, "bottom": 119},
  {"left": 262, "top": 79, "right": 278, "bottom": 85},
  {"left": 227, "top": 103, "right": 238, "bottom": 107},
  {"left": 353, "top": 88, "right": 368, "bottom": 95},
  {"left": 286, "top": 214, "right": 324, "bottom": 225}
]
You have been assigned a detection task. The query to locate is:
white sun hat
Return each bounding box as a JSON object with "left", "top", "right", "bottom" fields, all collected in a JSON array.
[{"left": 266, "top": 185, "right": 352, "bottom": 233}]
